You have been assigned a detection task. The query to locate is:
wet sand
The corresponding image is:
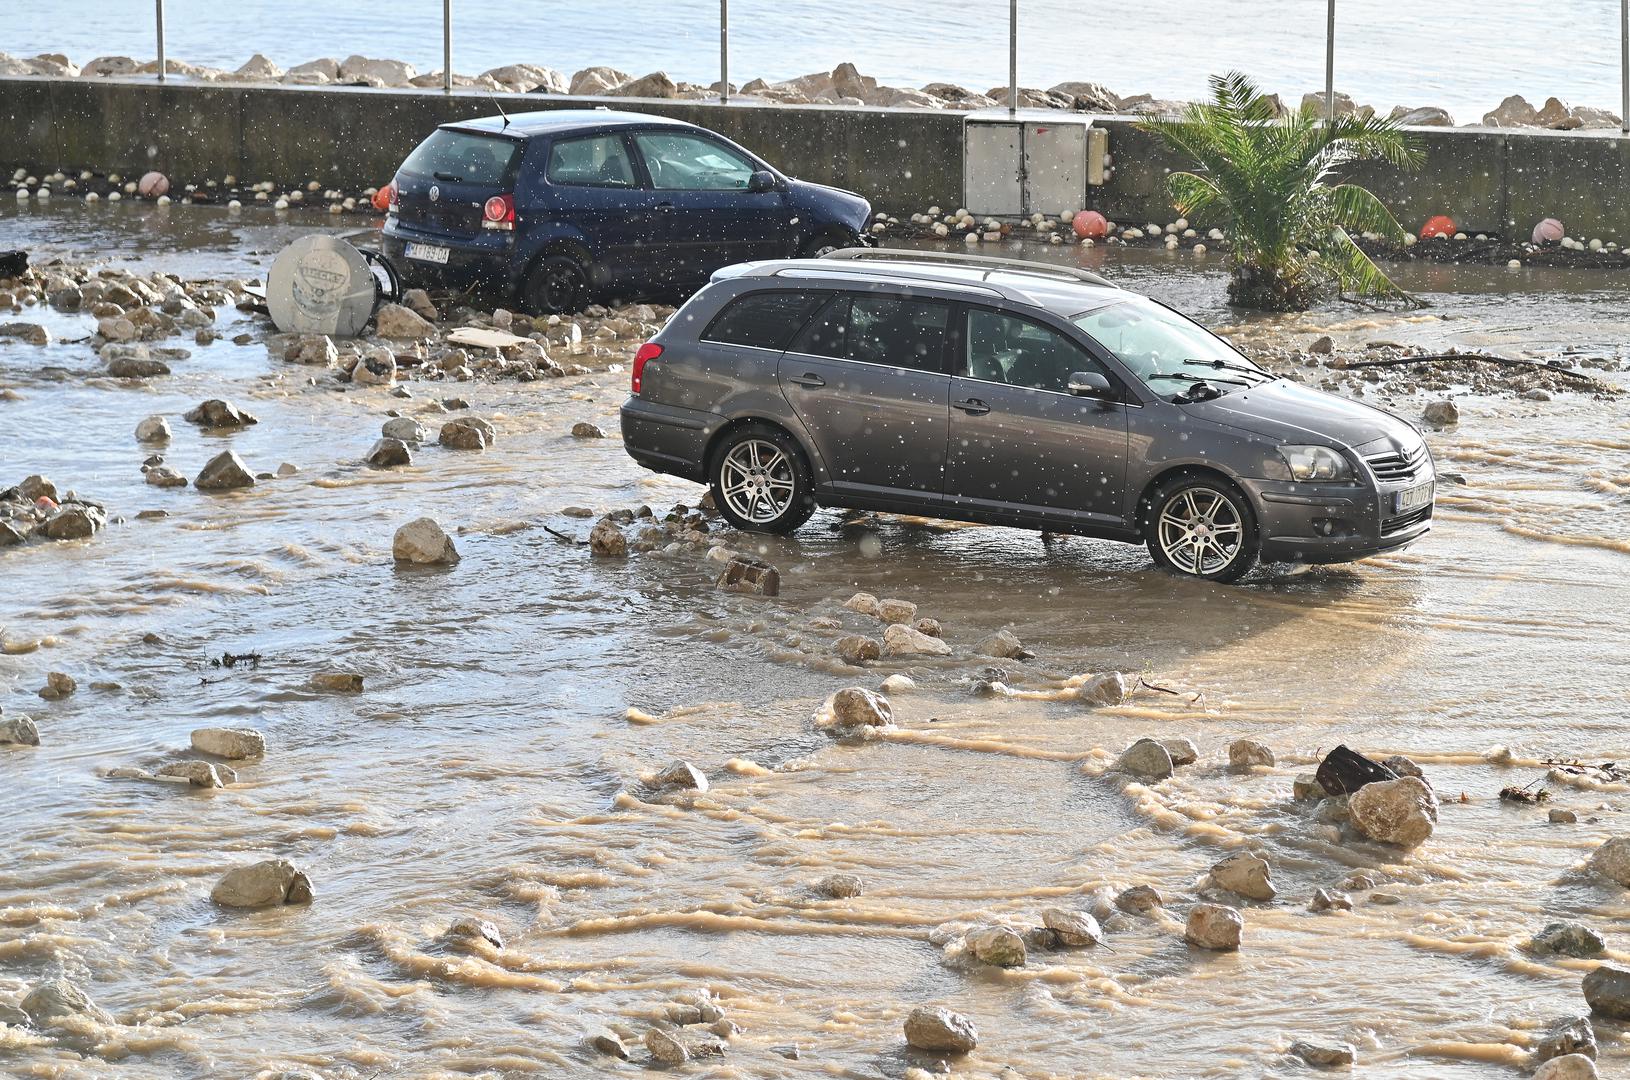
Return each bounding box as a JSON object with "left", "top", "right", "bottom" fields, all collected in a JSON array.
[{"left": 2, "top": 201, "right": 1630, "bottom": 1079}]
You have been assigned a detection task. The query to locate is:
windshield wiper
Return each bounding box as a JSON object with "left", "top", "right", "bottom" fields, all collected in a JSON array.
[
  {"left": 1145, "top": 371, "right": 1252, "bottom": 386},
  {"left": 1181, "top": 357, "right": 1273, "bottom": 380},
  {"left": 432, "top": 170, "right": 464, "bottom": 182}
]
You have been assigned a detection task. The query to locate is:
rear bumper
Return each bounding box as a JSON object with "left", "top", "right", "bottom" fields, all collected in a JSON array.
[
  {"left": 619, "top": 396, "right": 717, "bottom": 484},
  {"left": 1244, "top": 478, "right": 1433, "bottom": 564},
  {"left": 380, "top": 218, "right": 518, "bottom": 292}
]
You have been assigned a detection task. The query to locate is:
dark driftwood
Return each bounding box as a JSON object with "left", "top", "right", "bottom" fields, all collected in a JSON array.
[
  {"left": 0, "top": 251, "right": 27, "bottom": 277},
  {"left": 1341, "top": 352, "right": 1597, "bottom": 383},
  {"left": 1316, "top": 745, "right": 1399, "bottom": 796}
]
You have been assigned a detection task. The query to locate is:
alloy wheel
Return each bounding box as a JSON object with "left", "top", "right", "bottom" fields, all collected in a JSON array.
[
  {"left": 1157, "top": 486, "right": 1245, "bottom": 577},
  {"left": 719, "top": 438, "right": 795, "bottom": 524}
]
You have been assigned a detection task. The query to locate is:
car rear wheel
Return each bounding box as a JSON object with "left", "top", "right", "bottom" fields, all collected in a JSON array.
[
  {"left": 1142, "top": 475, "right": 1259, "bottom": 583},
  {"left": 709, "top": 424, "right": 816, "bottom": 534},
  {"left": 521, "top": 254, "right": 589, "bottom": 315},
  {"left": 798, "top": 233, "right": 853, "bottom": 259}
]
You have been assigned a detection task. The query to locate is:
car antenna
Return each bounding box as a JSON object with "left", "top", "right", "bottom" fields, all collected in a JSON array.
[{"left": 488, "top": 91, "right": 512, "bottom": 130}]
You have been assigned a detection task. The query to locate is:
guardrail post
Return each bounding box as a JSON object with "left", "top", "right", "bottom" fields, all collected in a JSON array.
[
  {"left": 720, "top": 0, "right": 730, "bottom": 104},
  {"left": 1007, "top": 0, "right": 1018, "bottom": 113},
  {"left": 155, "top": 0, "right": 166, "bottom": 82},
  {"left": 443, "top": 0, "right": 452, "bottom": 93},
  {"left": 1622, "top": 0, "right": 1628, "bottom": 133},
  {"left": 1325, "top": 0, "right": 1335, "bottom": 121}
]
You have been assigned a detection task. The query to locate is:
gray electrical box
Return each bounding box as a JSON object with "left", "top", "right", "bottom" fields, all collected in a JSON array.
[{"left": 963, "top": 110, "right": 1107, "bottom": 218}]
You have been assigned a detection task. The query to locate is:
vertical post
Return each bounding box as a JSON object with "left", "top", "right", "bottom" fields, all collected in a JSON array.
[
  {"left": 443, "top": 0, "right": 452, "bottom": 93},
  {"left": 155, "top": 0, "right": 166, "bottom": 83},
  {"left": 1325, "top": 0, "right": 1336, "bottom": 121},
  {"left": 1008, "top": 0, "right": 1018, "bottom": 113},
  {"left": 720, "top": 0, "right": 730, "bottom": 104},
  {"left": 1621, "top": 0, "right": 1628, "bottom": 134}
]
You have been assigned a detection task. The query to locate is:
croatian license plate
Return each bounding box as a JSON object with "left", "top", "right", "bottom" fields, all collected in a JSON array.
[
  {"left": 1395, "top": 481, "right": 1434, "bottom": 513},
  {"left": 404, "top": 242, "right": 450, "bottom": 265}
]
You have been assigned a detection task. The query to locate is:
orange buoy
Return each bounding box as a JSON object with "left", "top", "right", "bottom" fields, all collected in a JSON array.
[
  {"left": 1073, "top": 210, "right": 1108, "bottom": 239},
  {"left": 371, "top": 182, "right": 394, "bottom": 213},
  {"left": 1419, "top": 215, "right": 1456, "bottom": 240}
]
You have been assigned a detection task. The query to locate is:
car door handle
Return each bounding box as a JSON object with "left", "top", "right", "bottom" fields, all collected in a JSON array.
[
  {"left": 953, "top": 397, "right": 990, "bottom": 415},
  {"left": 788, "top": 373, "right": 825, "bottom": 388},
  {"left": 655, "top": 202, "right": 675, "bottom": 212}
]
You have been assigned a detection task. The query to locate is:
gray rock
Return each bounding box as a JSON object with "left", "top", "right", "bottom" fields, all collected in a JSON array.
[
  {"left": 156, "top": 759, "right": 226, "bottom": 787},
  {"left": 1550, "top": 809, "right": 1579, "bottom": 824},
  {"left": 1535, "top": 1016, "right": 1597, "bottom": 1062},
  {"left": 644, "top": 1027, "right": 688, "bottom": 1065},
  {"left": 1423, "top": 399, "right": 1460, "bottom": 426},
  {"left": 842, "top": 591, "right": 880, "bottom": 617},
  {"left": 439, "top": 419, "right": 488, "bottom": 450},
  {"left": 882, "top": 622, "right": 950, "bottom": 656},
  {"left": 352, "top": 345, "right": 397, "bottom": 386},
  {"left": 1531, "top": 921, "right": 1605, "bottom": 958},
  {"left": 1382, "top": 754, "right": 1424, "bottom": 779},
  {"left": 1228, "top": 738, "right": 1275, "bottom": 769},
  {"left": 1209, "top": 851, "right": 1276, "bottom": 901},
  {"left": 190, "top": 726, "right": 265, "bottom": 759},
  {"left": 1534, "top": 1054, "right": 1599, "bottom": 1080},
  {"left": 374, "top": 302, "right": 435, "bottom": 339},
  {"left": 42, "top": 504, "right": 107, "bottom": 539},
  {"left": 183, "top": 398, "right": 257, "bottom": 428},
  {"left": 144, "top": 465, "right": 188, "bottom": 488},
  {"left": 1041, "top": 907, "right": 1103, "bottom": 946},
  {"left": 589, "top": 1030, "right": 630, "bottom": 1058},
  {"left": 1309, "top": 888, "right": 1353, "bottom": 912},
  {"left": 381, "top": 417, "right": 425, "bottom": 442},
  {"left": 903, "top": 1005, "right": 978, "bottom": 1053},
  {"left": 1115, "top": 885, "right": 1162, "bottom": 914},
  {"left": 1582, "top": 965, "right": 1630, "bottom": 1019},
  {"left": 134, "top": 415, "right": 172, "bottom": 442},
  {"left": 1076, "top": 670, "right": 1132, "bottom": 705},
  {"left": 589, "top": 517, "right": 627, "bottom": 557},
  {"left": 106, "top": 348, "right": 171, "bottom": 378},
  {"left": 877, "top": 598, "right": 917, "bottom": 623},
  {"left": 1587, "top": 836, "right": 1630, "bottom": 886},
  {"left": 834, "top": 635, "right": 881, "bottom": 664},
  {"left": 0, "top": 322, "right": 50, "bottom": 345},
  {"left": 393, "top": 517, "right": 459, "bottom": 565},
  {"left": 1115, "top": 738, "right": 1173, "bottom": 780},
  {"left": 21, "top": 978, "right": 113, "bottom": 1026},
  {"left": 965, "top": 925, "right": 1026, "bottom": 966},
  {"left": 813, "top": 873, "right": 864, "bottom": 899},
  {"left": 0, "top": 715, "right": 40, "bottom": 745},
  {"left": 975, "top": 629, "right": 1028, "bottom": 658},
  {"left": 1348, "top": 776, "right": 1437, "bottom": 847},
  {"left": 571, "top": 421, "right": 607, "bottom": 438},
  {"left": 366, "top": 437, "right": 412, "bottom": 467},
  {"left": 1293, "top": 773, "right": 1325, "bottom": 802},
  {"left": 1160, "top": 737, "right": 1199, "bottom": 767},
  {"left": 1185, "top": 903, "right": 1243, "bottom": 950},
  {"left": 195, "top": 450, "right": 256, "bottom": 490},
  {"left": 829, "top": 687, "right": 892, "bottom": 729},
  {"left": 210, "top": 858, "right": 313, "bottom": 908},
  {"left": 1290, "top": 1040, "right": 1356, "bottom": 1067},
  {"left": 444, "top": 916, "right": 504, "bottom": 950},
  {"left": 652, "top": 760, "right": 708, "bottom": 791},
  {"left": 39, "top": 671, "right": 76, "bottom": 699}
]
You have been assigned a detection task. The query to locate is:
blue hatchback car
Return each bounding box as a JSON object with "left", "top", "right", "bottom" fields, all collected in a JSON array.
[{"left": 380, "top": 109, "right": 873, "bottom": 314}]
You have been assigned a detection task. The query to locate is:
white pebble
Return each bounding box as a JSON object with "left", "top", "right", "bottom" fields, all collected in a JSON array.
[
  {"left": 1193, "top": 243, "right": 1207, "bottom": 254},
  {"left": 964, "top": 232, "right": 980, "bottom": 245},
  {"left": 274, "top": 197, "right": 289, "bottom": 210},
  {"left": 85, "top": 191, "right": 100, "bottom": 202},
  {"left": 155, "top": 194, "right": 170, "bottom": 206},
  {"left": 108, "top": 191, "right": 122, "bottom": 202},
  {"left": 227, "top": 199, "right": 241, "bottom": 210},
  {"left": 1589, "top": 238, "right": 1603, "bottom": 251},
  {"left": 1081, "top": 237, "right": 1094, "bottom": 247},
  {"left": 1506, "top": 259, "right": 1521, "bottom": 268}
]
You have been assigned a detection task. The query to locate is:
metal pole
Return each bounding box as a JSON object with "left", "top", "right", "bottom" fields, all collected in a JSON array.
[
  {"left": 1325, "top": 0, "right": 1335, "bottom": 121},
  {"left": 442, "top": 0, "right": 452, "bottom": 93},
  {"left": 1621, "top": 0, "right": 1628, "bottom": 134},
  {"left": 1008, "top": 0, "right": 1018, "bottom": 113},
  {"left": 720, "top": 0, "right": 730, "bottom": 104},
  {"left": 155, "top": 0, "right": 165, "bottom": 83}
]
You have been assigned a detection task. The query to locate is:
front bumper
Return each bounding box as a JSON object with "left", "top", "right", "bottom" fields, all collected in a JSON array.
[
  {"left": 1243, "top": 476, "right": 1433, "bottom": 564},
  {"left": 380, "top": 218, "right": 516, "bottom": 292}
]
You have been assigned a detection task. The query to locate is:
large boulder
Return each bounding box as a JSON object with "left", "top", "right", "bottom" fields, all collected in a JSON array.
[
  {"left": 337, "top": 55, "right": 416, "bottom": 86},
  {"left": 1228, "top": 738, "right": 1275, "bottom": 768},
  {"left": 1185, "top": 903, "right": 1243, "bottom": 950},
  {"left": 1531, "top": 921, "right": 1606, "bottom": 958},
  {"left": 1482, "top": 93, "right": 1540, "bottom": 127},
  {"left": 191, "top": 727, "right": 265, "bottom": 759},
  {"left": 195, "top": 450, "right": 256, "bottom": 491},
  {"left": 1390, "top": 105, "right": 1454, "bottom": 126},
  {"left": 366, "top": 437, "right": 412, "bottom": 467},
  {"left": 569, "top": 66, "right": 631, "bottom": 95},
  {"left": 135, "top": 415, "right": 172, "bottom": 442},
  {"left": 382, "top": 417, "right": 425, "bottom": 443},
  {"left": 1586, "top": 836, "right": 1630, "bottom": 886},
  {"left": 393, "top": 517, "right": 459, "bottom": 565},
  {"left": 1348, "top": 776, "right": 1437, "bottom": 847},
  {"left": 481, "top": 63, "right": 566, "bottom": 93},
  {"left": 903, "top": 1006, "right": 977, "bottom": 1053},
  {"left": 211, "top": 858, "right": 313, "bottom": 908},
  {"left": 42, "top": 504, "right": 107, "bottom": 539}
]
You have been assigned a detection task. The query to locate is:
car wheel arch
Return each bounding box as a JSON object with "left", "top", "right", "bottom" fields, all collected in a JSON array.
[
  {"left": 705, "top": 416, "right": 822, "bottom": 482},
  {"left": 1134, "top": 464, "right": 1257, "bottom": 539}
]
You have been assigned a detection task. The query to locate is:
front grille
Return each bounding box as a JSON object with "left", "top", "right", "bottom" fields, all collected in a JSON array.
[
  {"left": 1366, "top": 443, "right": 1429, "bottom": 484},
  {"left": 1381, "top": 504, "right": 1432, "bottom": 535}
]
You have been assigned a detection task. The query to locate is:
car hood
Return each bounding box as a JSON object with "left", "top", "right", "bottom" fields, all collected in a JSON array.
[
  {"left": 786, "top": 178, "right": 871, "bottom": 225},
  {"left": 1182, "top": 378, "right": 1422, "bottom": 454}
]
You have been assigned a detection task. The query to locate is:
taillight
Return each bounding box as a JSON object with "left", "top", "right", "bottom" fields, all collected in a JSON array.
[
  {"left": 632, "top": 342, "right": 662, "bottom": 394},
  {"left": 384, "top": 181, "right": 398, "bottom": 213},
  {"left": 482, "top": 193, "right": 515, "bottom": 231}
]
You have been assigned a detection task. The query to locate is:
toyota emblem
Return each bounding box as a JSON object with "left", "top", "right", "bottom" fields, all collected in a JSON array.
[{"left": 428, "top": 185, "right": 440, "bottom": 202}]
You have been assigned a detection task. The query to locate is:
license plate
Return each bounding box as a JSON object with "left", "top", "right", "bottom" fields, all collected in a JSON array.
[
  {"left": 1395, "top": 481, "right": 1434, "bottom": 513},
  {"left": 404, "top": 242, "right": 450, "bottom": 265}
]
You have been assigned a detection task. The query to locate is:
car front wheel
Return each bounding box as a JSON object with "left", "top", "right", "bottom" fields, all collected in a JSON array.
[
  {"left": 709, "top": 424, "right": 816, "bottom": 534},
  {"left": 1143, "top": 475, "right": 1260, "bottom": 583}
]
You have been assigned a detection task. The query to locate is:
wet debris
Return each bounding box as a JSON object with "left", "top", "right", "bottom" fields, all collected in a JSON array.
[
  {"left": 1500, "top": 778, "right": 1552, "bottom": 804},
  {"left": 210, "top": 858, "right": 313, "bottom": 908},
  {"left": 1543, "top": 759, "right": 1630, "bottom": 783},
  {"left": 210, "top": 651, "right": 261, "bottom": 668},
  {"left": 1315, "top": 744, "right": 1399, "bottom": 796}
]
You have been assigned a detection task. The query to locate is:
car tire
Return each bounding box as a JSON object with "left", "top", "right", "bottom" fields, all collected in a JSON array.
[
  {"left": 709, "top": 423, "right": 816, "bottom": 535},
  {"left": 520, "top": 254, "right": 589, "bottom": 315},
  {"left": 798, "top": 233, "right": 853, "bottom": 259},
  {"left": 1141, "top": 473, "right": 1260, "bottom": 583}
]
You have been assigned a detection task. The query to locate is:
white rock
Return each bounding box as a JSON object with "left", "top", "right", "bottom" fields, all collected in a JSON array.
[
  {"left": 1348, "top": 776, "right": 1438, "bottom": 847},
  {"left": 1209, "top": 851, "right": 1276, "bottom": 901},
  {"left": 1076, "top": 670, "right": 1131, "bottom": 706},
  {"left": 1041, "top": 907, "right": 1103, "bottom": 946},
  {"left": 1115, "top": 738, "right": 1173, "bottom": 780},
  {"left": 1185, "top": 903, "right": 1243, "bottom": 950},
  {"left": 135, "top": 414, "right": 171, "bottom": 442},
  {"left": 1534, "top": 1055, "right": 1598, "bottom": 1080},
  {"left": 882, "top": 622, "right": 951, "bottom": 656},
  {"left": 190, "top": 727, "right": 265, "bottom": 759}
]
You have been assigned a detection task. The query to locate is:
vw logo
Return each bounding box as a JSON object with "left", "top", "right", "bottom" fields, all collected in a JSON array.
[{"left": 428, "top": 185, "right": 440, "bottom": 202}]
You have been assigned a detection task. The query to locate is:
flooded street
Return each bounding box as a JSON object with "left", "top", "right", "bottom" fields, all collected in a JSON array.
[{"left": 3, "top": 201, "right": 1630, "bottom": 1079}]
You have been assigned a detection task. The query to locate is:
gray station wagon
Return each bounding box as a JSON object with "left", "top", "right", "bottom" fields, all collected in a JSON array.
[{"left": 619, "top": 249, "right": 1434, "bottom": 581}]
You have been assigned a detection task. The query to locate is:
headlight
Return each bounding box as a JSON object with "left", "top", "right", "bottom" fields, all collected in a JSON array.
[{"left": 1279, "top": 444, "right": 1352, "bottom": 482}]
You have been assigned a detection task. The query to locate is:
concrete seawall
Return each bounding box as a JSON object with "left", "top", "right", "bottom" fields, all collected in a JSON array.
[{"left": 2, "top": 76, "right": 1628, "bottom": 236}]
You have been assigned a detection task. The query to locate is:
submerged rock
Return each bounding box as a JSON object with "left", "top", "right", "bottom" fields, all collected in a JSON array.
[
  {"left": 652, "top": 760, "right": 708, "bottom": 791},
  {"left": 1185, "top": 903, "right": 1243, "bottom": 950},
  {"left": 589, "top": 1030, "right": 630, "bottom": 1058},
  {"left": 834, "top": 635, "right": 881, "bottom": 664},
  {"left": 644, "top": 1027, "right": 688, "bottom": 1065},
  {"left": 882, "top": 622, "right": 950, "bottom": 656},
  {"left": 903, "top": 1005, "right": 978, "bottom": 1053},
  {"left": 975, "top": 628, "right": 1029, "bottom": 658},
  {"left": 813, "top": 873, "right": 864, "bottom": 899},
  {"left": 1534, "top": 1054, "right": 1599, "bottom": 1080},
  {"left": 393, "top": 517, "right": 459, "bottom": 565},
  {"left": 381, "top": 417, "right": 425, "bottom": 442},
  {"left": 589, "top": 517, "right": 628, "bottom": 557},
  {"left": 1535, "top": 1016, "right": 1597, "bottom": 1062},
  {"left": 1290, "top": 1040, "right": 1357, "bottom": 1067},
  {"left": 308, "top": 672, "right": 363, "bottom": 693},
  {"left": 1531, "top": 921, "right": 1606, "bottom": 958},
  {"left": 1586, "top": 836, "right": 1630, "bottom": 886},
  {"left": 210, "top": 858, "right": 313, "bottom": 908},
  {"left": 1076, "top": 670, "right": 1132, "bottom": 705},
  {"left": 965, "top": 925, "right": 1026, "bottom": 966},
  {"left": 1209, "top": 851, "right": 1276, "bottom": 901},
  {"left": 1582, "top": 965, "right": 1630, "bottom": 1019},
  {"left": 438, "top": 418, "right": 489, "bottom": 450},
  {"left": 0, "top": 715, "right": 41, "bottom": 745},
  {"left": 194, "top": 450, "right": 256, "bottom": 491},
  {"left": 145, "top": 465, "right": 188, "bottom": 488},
  {"left": 191, "top": 726, "right": 265, "bottom": 759},
  {"left": 156, "top": 759, "right": 227, "bottom": 787},
  {"left": 1309, "top": 888, "right": 1353, "bottom": 912},
  {"left": 1348, "top": 776, "right": 1437, "bottom": 847},
  {"left": 1041, "top": 907, "right": 1103, "bottom": 946},
  {"left": 42, "top": 504, "right": 107, "bottom": 539},
  {"left": 1159, "top": 737, "right": 1199, "bottom": 767},
  {"left": 183, "top": 398, "right": 257, "bottom": 428},
  {"left": 1228, "top": 738, "right": 1275, "bottom": 768},
  {"left": 366, "top": 437, "right": 412, "bottom": 467},
  {"left": 444, "top": 916, "right": 504, "bottom": 950},
  {"left": 1115, "top": 884, "right": 1162, "bottom": 914},
  {"left": 38, "top": 671, "right": 76, "bottom": 700},
  {"left": 21, "top": 977, "right": 113, "bottom": 1026},
  {"left": 1114, "top": 738, "right": 1174, "bottom": 780}
]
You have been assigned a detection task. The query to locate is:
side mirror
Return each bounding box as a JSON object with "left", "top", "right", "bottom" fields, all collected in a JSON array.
[
  {"left": 747, "top": 169, "right": 778, "bottom": 193},
  {"left": 1068, "top": 370, "right": 1113, "bottom": 398}
]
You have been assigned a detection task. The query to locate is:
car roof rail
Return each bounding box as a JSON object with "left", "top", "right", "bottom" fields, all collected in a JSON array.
[
  {"left": 820, "top": 246, "right": 1117, "bottom": 289},
  {"left": 763, "top": 264, "right": 1022, "bottom": 302}
]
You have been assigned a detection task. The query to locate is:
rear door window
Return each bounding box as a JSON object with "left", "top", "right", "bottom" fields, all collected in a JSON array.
[
  {"left": 632, "top": 132, "right": 757, "bottom": 190},
  {"left": 847, "top": 296, "right": 952, "bottom": 373},
  {"left": 546, "top": 133, "right": 639, "bottom": 187},
  {"left": 788, "top": 296, "right": 851, "bottom": 358},
  {"left": 702, "top": 292, "right": 827, "bottom": 350},
  {"left": 400, "top": 129, "right": 519, "bottom": 185}
]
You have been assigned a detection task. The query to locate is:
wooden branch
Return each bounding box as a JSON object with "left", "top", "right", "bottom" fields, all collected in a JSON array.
[{"left": 1341, "top": 352, "right": 1597, "bottom": 382}]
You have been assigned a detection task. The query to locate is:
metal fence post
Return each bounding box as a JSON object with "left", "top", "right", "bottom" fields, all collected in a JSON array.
[
  {"left": 1007, "top": 0, "right": 1018, "bottom": 113},
  {"left": 720, "top": 0, "right": 730, "bottom": 104},
  {"left": 443, "top": 0, "right": 452, "bottom": 93},
  {"left": 1622, "top": 0, "right": 1628, "bottom": 134},
  {"left": 155, "top": 0, "right": 166, "bottom": 82},
  {"left": 1325, "top": 0, "right": 1335, "bottom": 120}
]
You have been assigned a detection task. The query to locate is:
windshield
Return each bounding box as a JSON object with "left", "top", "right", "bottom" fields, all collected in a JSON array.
[{"left": 1071, "top": 297, "right": 1266, "bottom": 399}]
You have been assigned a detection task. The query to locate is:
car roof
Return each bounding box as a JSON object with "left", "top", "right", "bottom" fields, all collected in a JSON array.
[
  {"left": 723, "top": 251, "right": 1126, "bottom": 315},
  {"left": 444, "top": 109, "right": 700, "bottom": 139}
]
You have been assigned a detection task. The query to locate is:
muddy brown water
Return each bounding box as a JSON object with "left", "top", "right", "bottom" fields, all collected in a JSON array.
[{"left": 2, "top": 201, "right": 1630, "bottom": 1079}]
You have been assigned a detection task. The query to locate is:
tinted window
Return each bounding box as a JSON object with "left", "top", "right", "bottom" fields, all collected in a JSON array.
[
  {"left": 848, "top": 296, "right": 951, "bottom": 372},
  {"left": 789, "top": 296, "right": 850, "bottom": 358},
  {"left": 703, "top": 292, "right": 826, "bottom": 350},
  {"left": 400, "top": 130, "right": 519, "bottom": 186},
  {"left": 967, "top": 309, "right": 1104, "bottom": 394},
  {"left": 633, "top": 132, "right": 757, "bottom": 191},
  {"left": 547, "top": 134, "right": 637, "bottom": 187}
]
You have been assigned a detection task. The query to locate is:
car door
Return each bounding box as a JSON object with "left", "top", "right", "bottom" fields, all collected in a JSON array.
[
  {"left": 945, "top": 305, "right": 1131, "bottom": 528},
  {"left": 629, "top": 130, "right": 789, "bottom": 281},
  {"left": 540, "top": 131, "right": 665, "bottom": 287},
  {"left": 777, "top": 292, "right": 953, "bottom": 505}
]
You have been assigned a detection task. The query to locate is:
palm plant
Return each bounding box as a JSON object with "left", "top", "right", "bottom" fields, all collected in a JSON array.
[{"left": 1142, "top": 71, "right": 1423, "bottom": 311}]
